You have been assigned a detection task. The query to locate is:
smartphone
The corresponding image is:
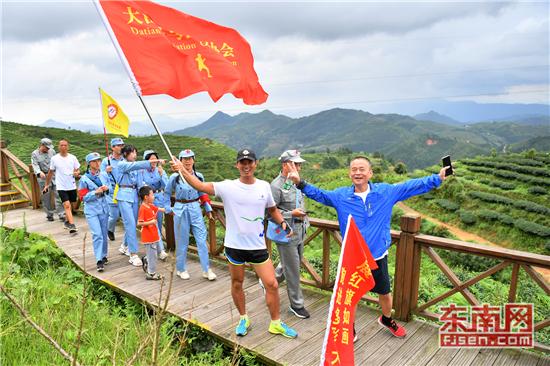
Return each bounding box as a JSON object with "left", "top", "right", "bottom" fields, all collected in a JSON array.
[{"left": 441, "top": 155, "right": 453, "bottom": 176}]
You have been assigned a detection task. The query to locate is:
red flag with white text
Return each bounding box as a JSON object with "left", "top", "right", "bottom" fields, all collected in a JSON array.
[
  {"left": 95, "top": 0, "right": 268, "bottom": 105},
  {"left": 320, "top": 215, "right": 378, "bottom": 366}
]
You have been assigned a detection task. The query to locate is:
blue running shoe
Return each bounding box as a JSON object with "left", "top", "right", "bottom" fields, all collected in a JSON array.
[
  {"left": 236, "top": 317, "right": 250, "bottom": 336},
  {"left": 269, "top": 321, "right": 298, "bottom": 338}
]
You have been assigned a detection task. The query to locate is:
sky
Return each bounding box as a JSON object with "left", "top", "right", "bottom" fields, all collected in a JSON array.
[{"left": 1, "top": 0, "right": 549, "bottom": 129}]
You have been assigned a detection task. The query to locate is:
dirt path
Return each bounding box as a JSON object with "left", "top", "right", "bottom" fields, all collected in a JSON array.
[{"left": 396, "top": 202, "right": 550, "bottom": 283}]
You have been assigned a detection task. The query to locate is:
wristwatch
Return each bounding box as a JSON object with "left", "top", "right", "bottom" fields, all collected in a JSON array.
[{"left": 296, "top": 180, "right": 307, "bottom": 190}]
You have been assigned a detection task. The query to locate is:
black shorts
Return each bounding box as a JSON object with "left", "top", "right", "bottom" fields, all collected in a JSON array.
[
  {"left": 58, "top": 189, "right": 77, "bottom": 203},
  {"left": 370, "top": 255, "right": 391, "bottom": 295},
  {"left": 224, "top": 247, "right": 270, "bottom": 265}
]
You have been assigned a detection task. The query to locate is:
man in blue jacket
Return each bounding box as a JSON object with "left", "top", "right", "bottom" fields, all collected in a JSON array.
[{"left": 287, "top": 156, "right": 449, "bottom": 339}]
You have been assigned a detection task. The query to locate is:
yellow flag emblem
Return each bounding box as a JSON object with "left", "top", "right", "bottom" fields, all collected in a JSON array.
[{"left": 100, "top": 88, "right": 130, "bottom": 137}]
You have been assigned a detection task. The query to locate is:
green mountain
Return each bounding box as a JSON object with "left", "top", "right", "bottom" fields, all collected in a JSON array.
[
  {"left": 0, "top": 120, "right": 236, "bottom": 181},
  {"left": 172, "top": 108, "right": 549, "bottom": 169}
]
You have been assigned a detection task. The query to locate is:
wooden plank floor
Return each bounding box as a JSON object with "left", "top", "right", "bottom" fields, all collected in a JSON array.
[{"left": 2, "top": 208, "right": 548, "bottom": 366}]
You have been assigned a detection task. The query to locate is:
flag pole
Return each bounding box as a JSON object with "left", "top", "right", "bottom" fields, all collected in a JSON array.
[{"left": 98, "top": 87, "right": 111, "bottom": 166}]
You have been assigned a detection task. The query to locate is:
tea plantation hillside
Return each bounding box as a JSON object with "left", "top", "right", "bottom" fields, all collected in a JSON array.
[
  {"left": 405, "top": 152, "right": 550, "bottom": 254},
  {"left": 1, "top": 120, "right": 236, "bottom": 181}
]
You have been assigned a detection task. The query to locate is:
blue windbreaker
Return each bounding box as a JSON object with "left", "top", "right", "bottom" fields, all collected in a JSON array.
[{"left": 301, "top": 174, "right": 441, "bottom": 258}]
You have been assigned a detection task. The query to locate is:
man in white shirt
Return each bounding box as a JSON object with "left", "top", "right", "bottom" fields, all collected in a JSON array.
[
  {"left": 170, "top": 149, "right": 298, "bottom": 339},
  {"left": 44, "top": 139, "right": 81, "bottom": 234}
]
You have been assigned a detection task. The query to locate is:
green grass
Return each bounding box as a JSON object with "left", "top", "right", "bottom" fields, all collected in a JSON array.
[{"left": 0, "top": 227, "right": 263, "bottom": 365}]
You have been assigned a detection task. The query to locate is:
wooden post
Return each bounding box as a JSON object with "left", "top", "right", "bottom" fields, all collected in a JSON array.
[
  {"left": 0, "top": 140, "right": 8, "bottom": 185},
  {"left": 164, "top": 196, "right": 175, "bottom": 251},
  {"left": 322, "top": 229, "right": 331, "bottom": 289},
  {"left": 393, "top": 214, "right": 421, "bottom": 322},
  {"left": 208, "top": 211, "right": 217, "bottom": 254},
  {"left": 28, "top": 164, "right": 41, "bottom": 209}
]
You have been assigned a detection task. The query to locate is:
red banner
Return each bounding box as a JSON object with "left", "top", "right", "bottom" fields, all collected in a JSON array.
[
  {"left": 320, "top": 215, "right": 378, "bottom": 366},
  {"left": 96, "top": 0, "right": 268, "bottom": 105}
]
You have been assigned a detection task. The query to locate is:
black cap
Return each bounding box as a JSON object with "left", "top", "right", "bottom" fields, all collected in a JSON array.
[{"left": 236, "top": 149, "right": 257, "bottom": 162}]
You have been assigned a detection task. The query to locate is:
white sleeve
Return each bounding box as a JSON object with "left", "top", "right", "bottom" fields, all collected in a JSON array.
[
  {"left": 73, "top": 156, "right": 81, "bottom": 169},
  {"left": 49, "top": 156, "right": 56, "bottom": 171},
  {"left": 265, "top": 182, "right": 276, "bottom": 208},
  {"left": 213, "top": 180, "right": 229, "bottom": 199}
]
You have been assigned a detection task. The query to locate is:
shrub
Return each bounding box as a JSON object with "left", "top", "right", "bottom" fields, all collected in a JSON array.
[
  {"left": 514, "top": 219, "right": 550, "bottom": 237},
  {"left": 394, "top": 162, "right": 407, "bottom": 175},
  {"left": 321, "top": 156, "right": 340, "bottom": 169},
  {"left": 489, "top": 181, "right": 515, "bottom": 190},
  {"left": 435, "top": 199, "right": 459, "bottom": 211},
  {"left": 459, "top": 210, "right": 477, "bottom": 225},
  {"left": 528, "top": 186, "right": 547, "bottom": 195},
  {"left": 513, "top": 200, "right": 550, "bottom": 215}
]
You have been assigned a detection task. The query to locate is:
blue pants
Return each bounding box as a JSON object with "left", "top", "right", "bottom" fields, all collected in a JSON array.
[
  {"left": 107, "top": 202, "right": 120, "bottom": 233},
  {"left": 87, "top": 213, "right": 109, "bottom": 262},
  {"left": 174, "top": 205, "right": 210, "bottom": 272},
  {"left": 118, "top": 200, "right": 139, "bottom": 253}
]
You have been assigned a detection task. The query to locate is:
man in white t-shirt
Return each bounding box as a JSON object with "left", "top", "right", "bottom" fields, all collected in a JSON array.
[
  {"left": 44, "top": 139, "right": 81, "bottom": 234},
  {"left": 170, "top": 149, "right": 298, "bottom": 339}
]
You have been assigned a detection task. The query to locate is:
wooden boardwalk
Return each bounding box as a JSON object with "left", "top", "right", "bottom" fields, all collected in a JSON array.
[{"left": 2, "top": 207, "right": 548, "bottom": 366}]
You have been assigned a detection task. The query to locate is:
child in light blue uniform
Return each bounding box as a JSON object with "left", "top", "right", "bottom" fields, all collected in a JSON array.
[
  {"left": 100, "top": 137, "right": 125, "bottom": 241},
  {"left": 137, "top": 149, "right": 168, "bottom": 261},
  {"left": 78, "top": 152, "right": 110, "bottom": 272},
  {"left": 117, "top": 145, "right": 164, "bottom": 267},
  {"left": 164, "top": 149, "right": 216, "bottom": 281}
]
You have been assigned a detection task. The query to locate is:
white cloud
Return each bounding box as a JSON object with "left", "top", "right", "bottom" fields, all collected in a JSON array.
[{"left": 1, "top": 1, "right": 548, "bottom": 126}]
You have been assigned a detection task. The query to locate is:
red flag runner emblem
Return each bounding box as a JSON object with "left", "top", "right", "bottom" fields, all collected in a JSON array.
[
  {"left": 95, "top": 0, "right": 268, "bottom": 105},
  {"left": 320, "top": 215, "right": 378, "bottom": 366}
]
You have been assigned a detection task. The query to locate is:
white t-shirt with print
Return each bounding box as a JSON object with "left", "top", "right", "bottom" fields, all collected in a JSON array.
[
  {"left": 213, "top": 179, "right": 276, "bottom": 250},
  {"left": 49, "top": 154, "right": 80, "bottom": 191}
]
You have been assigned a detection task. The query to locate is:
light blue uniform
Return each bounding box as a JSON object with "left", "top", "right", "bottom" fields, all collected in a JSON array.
[
  {"left": 137, "top": 167, "right": 168, "bottom": 252},
  {"left": 100, "top": 155, "right": 124, "bottom": 233},
  {"left": 164, "top": 171, "right": 212, "bottom": 272},
  {"left": 117, "top": 160, "right": 152, "bottom": 253},
  {"left": 79, "top": 171, "right": 110, "bottom": 262}
]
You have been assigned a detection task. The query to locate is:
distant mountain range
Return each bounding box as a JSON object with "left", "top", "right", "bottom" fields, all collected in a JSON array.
[
  {"left": 172, "top": 108, "right": 550, "bottom": 169},
  {"left": 40, "top": 115, "right": 196, "bottom": 136}
]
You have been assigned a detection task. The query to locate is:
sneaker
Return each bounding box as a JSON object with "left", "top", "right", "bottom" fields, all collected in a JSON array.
[
  {"left": 146, "top": 272, "right": 162, "bottom": 281},
  {"left": 235, "top": 317, "right": 250, "bottom": 336},
  {"left": 101, "top": 257, "right": 108, "bottom": 265},
  {"left": 378, "top": 316, "right": 406, "bottom": 338},
  {"left": 202, "top": 268, "right": 217, "bottom": 281},
  {"left": 177, "top": 270, "right": 190, "bottom": 280},
  {"left": 268, "top": 321, "right": 298, "bottom": 338},
  {"left": 158, "top": 250, "right": 168, "bottom": 261},
  {"left": 69, "top": 224, "right": 78, "bottom": 234},
  {"left": 118, "top": 244, "right": 129, "bottom": 256},
  {"left": 258, "top": 278, "right": 266, "bottom": 295},
  {"left": 97, "top": 260, "right": 104, "bottom": 272},
  {"left": 47, "top": 216, "right": 54, "bottom": 222},
  {"left": 63, "top": 221, "right": 71, "bottom": 230},
  {"left": 353, "top": 323, "right": 358, "bottom": 343},
  {"left": 129, "top": 255, "right": 143, "bottom": 267},
  {"left": 107, "top": 231, "right": 115, "bottom": 241},
  {"left": 289, "top": 305, "right": 310, "bottom": 319}
]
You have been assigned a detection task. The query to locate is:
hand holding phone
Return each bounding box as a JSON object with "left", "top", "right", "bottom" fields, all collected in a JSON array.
[{"left": 441, "top": 155, "right": 453, "bottom": 177}]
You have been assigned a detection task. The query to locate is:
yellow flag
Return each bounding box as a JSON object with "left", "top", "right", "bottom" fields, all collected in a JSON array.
[{"left": 100, "top": 88, "right": 130, "bottom": 137}]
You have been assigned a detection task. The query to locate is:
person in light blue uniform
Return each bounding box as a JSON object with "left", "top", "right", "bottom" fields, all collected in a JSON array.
[
  {"left": 137, "top": 149, "right": 168, "bottom": 261},
  {"left": 164, "top": 149, "right": 216, "bottom": 281},
  {"left": 117, "top": 145, "right": 164, "bottom": 267},
  {"left": 78, "top": 152, "right": 110, "bottom": 272},
  {"left": 100, "top": 137, "right": 125, "bottom": 241}
]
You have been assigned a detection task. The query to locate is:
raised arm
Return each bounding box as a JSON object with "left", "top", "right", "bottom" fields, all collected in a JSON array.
[
  {"left": 286, "top": 161, "right": 337, "bottom": 208},
  {"left": 170, "top": 158, "right": 215, "bottom": 196},
  {"left": 391, "top": 166, "right": 448, "bottom": 203}
]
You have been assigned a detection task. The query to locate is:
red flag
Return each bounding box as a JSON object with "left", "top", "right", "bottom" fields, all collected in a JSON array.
[
  {"left": 95, "top": 0, "right": 268, "bottom": 105},
  {"left": 320, "top": 215, "right": 378, "bottom": 366}
]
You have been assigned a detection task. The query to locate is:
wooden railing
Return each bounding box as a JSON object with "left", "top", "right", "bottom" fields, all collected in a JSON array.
[
  {"left": 0, "top": 141, "right": 40, "bottom": 209},
  {"left": 165, "top": 202, "right": 550, "bottom": 352}
]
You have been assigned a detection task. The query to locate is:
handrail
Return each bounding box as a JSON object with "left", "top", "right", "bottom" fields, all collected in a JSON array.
[
  {"left": 0, "top": 141, "right": 40, "bottom": 209},
  {"left": 163, "top": 201, "right": 550, "bottom": 352}
]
